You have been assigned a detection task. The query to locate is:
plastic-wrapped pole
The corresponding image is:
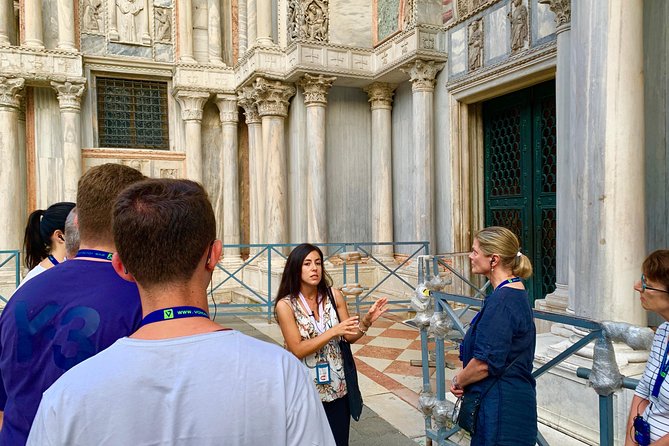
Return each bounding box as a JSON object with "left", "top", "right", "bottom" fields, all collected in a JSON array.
[
  {"left": 589, "top": 335, "right": 623, "bottom": 396},
  {"left": 601, "top": 321, "right": 654, "bottom": 351}
]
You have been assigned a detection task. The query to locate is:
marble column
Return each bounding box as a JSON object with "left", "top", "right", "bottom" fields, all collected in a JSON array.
[
  {"left": 0, "top": 77, "right": 24, "bottom": 249},
  {"left": 252, "top": 77, "right": 295, "bottom": 244},
  {"left": 178, "top": 0, "right": 196, "bottom": 62},
  {"left": 238, "top": 87, "right": 264, "bottom": 248},
  {"left": 364, "top": 82, "right": 396, "bottom": 259},
  {"left": 208, "top": 0, "right": 225, "bottom": 65},
  {"left": 298, "top": 74, "right": 335, "bottom": 244},
  {"left": 256, "top": 0, "right": 272, "bottom": 46},
  {"left": 247, "top": 0, "right": 257, "bottom": 48},
  {"left": 175, "top": 91, "right": 209, "bottom": 182},
  {"left": 23, "top": 0, "right": 44, "bottom": 48},
  {"left": 51, "top": 81, "right": 86, "bottom": 201},
  {"left": 215, "top": 94, "right": 241, "bottom": 258},
  {"left": 56, "top": 0, "right": 76, "bottom": 50},
  {"left": 401, "top": 60, "right": 444, "bottom": 253},
  {"left": 239, "top": 0, "right": 247, "bottom": 55},
  {"left": 0, "top": 0, "right": 12, "bottom": 46},
  {"left": 571, "top": 0, "right": 645, "bottom": 324},
  {"left": 108, "top": 0, "right": 119, "bottom": 40}
]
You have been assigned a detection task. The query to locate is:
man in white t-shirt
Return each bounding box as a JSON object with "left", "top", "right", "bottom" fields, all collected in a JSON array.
[{"left": 27, "top": 179, "right": 335, "bottom": 446}]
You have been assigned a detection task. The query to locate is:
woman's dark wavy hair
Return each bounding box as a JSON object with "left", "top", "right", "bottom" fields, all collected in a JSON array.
[
  {"left": 23, "top": 202, "right": 76, "bottom": 269},
  {"left": 274, "top": 243, "right": 332, "bottom": 320}
]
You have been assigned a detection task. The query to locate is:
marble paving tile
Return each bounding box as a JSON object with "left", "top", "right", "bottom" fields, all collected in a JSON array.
[
  {"left": 351, "top": 343, "right": 364, "bottom": 354},
  {"left": 380, "top": 328, "right": 421, "bottom": 340},
  {"left": 358, "top": 356, "right": 393, "bottom": 373},
  {"left": 385, "top": 360, "right": 424, "bottom": 377},
  {"left": 370, "top": 318, "right": 395, "bottom": 329},
  {"left": 365, "top": 327, "right": 386, "bottom": 337},
  {"left": 387, "top": 373, "right": 424, "bottom": 395},
  {"left": 397, "top": 348, "right": 423, "bottom": 362},
  {"left": 363, "top": 393, "right": 426, "bottom": 438},
  {"left": 356, "top": 344, "right": 405, "bottom": 360},
  {"left": 367, "top": 336, "right": 414, "bottom": 349},
  {"left": 356, "top": 360, "right": 405, "bottom": 391},
  {"left": 389, "top": 322, "right": 417, "bottom": 331},
  {"left": 407, "top": 339, "right": 434, "bottom": 350},
  {"left": 357, "top": 371, "right": 390, "bottom": 397}
]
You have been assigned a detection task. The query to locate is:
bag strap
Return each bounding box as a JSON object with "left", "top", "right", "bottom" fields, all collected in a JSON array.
[{"left": 475, "top": 353, "right": 524, "bottom": 400}]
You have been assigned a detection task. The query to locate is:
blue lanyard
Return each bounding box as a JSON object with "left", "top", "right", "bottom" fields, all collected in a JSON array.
[
  {"left": 652, "top": 337, "right": 669, "bottom": 398},
  {"left": 75, "top": 249, "right": 113, "bottom": 261},
  {"left": 47, "top": 255, "right": 59, "bottom": 266},
  {"left": 495, "top": 276, "right": 522, "bottom": 291},
  {"left": 139, "top": 306, "right": 209, "bottom": 327}
]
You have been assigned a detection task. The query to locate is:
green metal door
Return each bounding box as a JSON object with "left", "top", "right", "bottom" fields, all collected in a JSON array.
[{"left": 483, "top": 80, "right": 556, "bottom": 304}]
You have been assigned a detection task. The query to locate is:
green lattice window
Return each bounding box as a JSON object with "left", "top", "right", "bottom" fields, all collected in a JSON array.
[{"left": 96, "top": 77, "right": 169, "bottom": 150}]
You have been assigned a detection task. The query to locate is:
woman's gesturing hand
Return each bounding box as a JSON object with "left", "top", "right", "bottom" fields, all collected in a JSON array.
[
  {"left": 364, "top": 296, "right": 389, "bottom": 326},
  {"left": 332, "top": 315, "right": 360, "bottom": 337}
]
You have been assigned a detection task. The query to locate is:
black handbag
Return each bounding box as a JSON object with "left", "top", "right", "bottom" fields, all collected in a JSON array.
[{"left": 327, "top": 288, "right": 364, "bottom": 421}]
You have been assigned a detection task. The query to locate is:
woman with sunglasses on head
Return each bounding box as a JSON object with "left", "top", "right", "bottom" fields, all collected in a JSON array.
[
  {"left": 274, "top": 243, "right": 388, "bottom": 446},
  {"left": 625, "top": 250, "right": 669, "bottom": 446},
  {"left": 450, "top": 226, "right": 537, "bottom": 445},
  {"left": 17, "top": 202, "right": 76, "bottom": 289}
]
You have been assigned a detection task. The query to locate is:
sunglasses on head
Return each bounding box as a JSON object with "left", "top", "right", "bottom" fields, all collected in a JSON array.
[{"left": 642, "top": 274, "right": 669, "bottom": 294}]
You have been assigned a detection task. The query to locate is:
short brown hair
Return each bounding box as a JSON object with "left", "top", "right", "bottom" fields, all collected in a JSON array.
[
  {"left": 112, "top": 179, "right": 216, "bottom": 286},
  {"left": 77, "top": 164, "right": 145, "bottom": 244},
  {"left": 643, "top": 250, "right": 669, "bottom": 292}
]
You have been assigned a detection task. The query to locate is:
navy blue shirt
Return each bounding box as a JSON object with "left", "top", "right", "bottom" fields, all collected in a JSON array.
[
  {"left": 0, "top": 260, "right": 142, "bottom": 446},
  {"left": 461, "top": 286, "right": 537, "bottom": 445}
]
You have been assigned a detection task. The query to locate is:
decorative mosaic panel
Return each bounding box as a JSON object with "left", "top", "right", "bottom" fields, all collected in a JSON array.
[
  {"left": 376, "top": 0, "right": 401, "bottom": 42},
  {"left": 488, "top": 106, "right": 522, "bottom": 197},
  {"left": 97, "top": 78, "right": 169, "bottom": 150}
]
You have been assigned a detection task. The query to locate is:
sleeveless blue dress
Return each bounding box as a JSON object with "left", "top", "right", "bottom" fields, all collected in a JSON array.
[{"left": 461, "top": 286, "right": 537, "bottom": 445}]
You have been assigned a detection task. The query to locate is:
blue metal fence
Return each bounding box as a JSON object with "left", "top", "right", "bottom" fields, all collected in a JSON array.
[
  {"left": 0, "top": 250, "right": 21, "bottom": 304},
  {"left": 416, "top": 255, "right": 639, "bottom": 446},
  {"left": 208, "top": 241, "right": 429, "bottom": 320}
]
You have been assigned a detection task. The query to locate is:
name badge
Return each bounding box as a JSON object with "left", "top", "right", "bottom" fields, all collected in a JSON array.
[{"left": 316, "top": 361, "right": 331, "bottom": 384}]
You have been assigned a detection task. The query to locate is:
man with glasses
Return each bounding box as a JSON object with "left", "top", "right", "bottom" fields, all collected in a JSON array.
[{"left": 624, "top": 250, "right": 669, "bottom": 446}]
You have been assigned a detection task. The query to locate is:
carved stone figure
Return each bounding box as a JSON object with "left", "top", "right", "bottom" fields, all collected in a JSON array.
[
  {"left": 468, "top": 19, "right": 482, "bottom": 71},
  {"left": 288, "top": 0, "right": 300, "bottom": 40},
  {"left": 154, "top": 7, "right": 171, "bottom": 42},
  {"left": 82, "top": 0, "right": 103, "bottom": 32},
  {"left": 117, "top": 0, "right": 144, "bottom": 42},
  {"left": 304, "top": 0, "right": 327, "bottom": 41},
  {"left": 509, "top": 0, "right": 528, "bottom": 52}
]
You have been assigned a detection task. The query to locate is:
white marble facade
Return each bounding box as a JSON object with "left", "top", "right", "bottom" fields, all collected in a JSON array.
[{"left": 1, "top": 0, "right": 669, "bottom": 441}]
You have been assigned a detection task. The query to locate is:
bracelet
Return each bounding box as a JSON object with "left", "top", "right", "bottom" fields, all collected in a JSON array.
[
  {"left": 451, "top": 375, "right": 461, "bottom": 390},
  {"left": 358, "top": 322, "right": 368, "bottom": 334}
]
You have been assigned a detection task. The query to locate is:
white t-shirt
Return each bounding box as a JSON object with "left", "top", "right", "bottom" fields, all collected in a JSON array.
[
  {"left": 636, "top": 322, "right": 669, "bottom": 442},
  {"left": 15, "top": 264, "right": 48, "bottom": 291},
  {"left": 27, "top": 330, "right": 335, "bottom": 446}
]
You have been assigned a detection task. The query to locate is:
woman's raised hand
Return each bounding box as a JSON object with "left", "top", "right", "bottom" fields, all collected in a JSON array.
[
  {"left": 332, "top": 315, "right": 360, "bottom": 337},
  {"left": 365, "top": 297, "right": 389, "bottom": 325}
]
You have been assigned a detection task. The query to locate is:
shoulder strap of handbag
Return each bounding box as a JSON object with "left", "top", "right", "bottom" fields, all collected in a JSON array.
[{"left": 475, "top": 353, "right": 524, "bottom": 400}]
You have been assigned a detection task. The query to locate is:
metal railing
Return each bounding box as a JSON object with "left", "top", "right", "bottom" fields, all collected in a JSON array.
[
  {"left": 208, "top": 241, "right": 429, "bottom": 320},
  {"left": 415, "top": 254, "right": 640, "bottom": 446},
  {"left": 0, "top": 250, "right": 21, "bottom": 304}
]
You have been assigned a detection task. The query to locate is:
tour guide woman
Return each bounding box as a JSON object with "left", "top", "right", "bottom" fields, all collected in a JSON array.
[
  {"left": 625, "top": 250, "right": 669, "bottom": 446},
  {"left": 275, "top": 243, "right": 388, "bottom": 445},
  {"left": 450, "top": 226, "right": 537, "bottom": 445}
]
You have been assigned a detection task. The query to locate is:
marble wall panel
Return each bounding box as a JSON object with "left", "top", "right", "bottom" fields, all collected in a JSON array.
[
  {"left": 201, "top": 102, "right": 225, "bottom": 239},
  {"left": 391, "top": 82, "right": 414, "bottom": 253},
  {"left": 155, "top": 43, "right": 174, "bottom": 62},
  {"left": 484, "top": 3, "right": 509, "bottom": 64},
  {"left": 33, "top": 87, "right": 65, "bottom": 208},
  {"left": 449, "top": 26, "right": 466, "bottom": 76},
  {"left": 644, "top": 0, "right": 669, "bottom": 251},
  {"left": 532, "top": 0, "right": 556, "bottom": 45},
  {"left": 433, "top": 69, "right": 453, "bottom": 253},
  {"left": 81, "top": 35, "right": 107, "bottom": 55},
  {"left": 416, "top": 0, "right": 443, "bottom": 26},
  {"left": 192, "top": 28, "right": 209, "bottom": 64},
  {"left": 325, "top": 87, "right": 371, "bottom": 244},
  {"left": 107, "top": 42, "right": 153, "bottom": 58},
  {"left": 329, "top": 0, "right": 373, "bottom": 48},
  {"left": 154, "top": 0, "right": 173, "bottom": 7},
  {"left": 287, "top": 89, "right": 308, "bottom": 243}
]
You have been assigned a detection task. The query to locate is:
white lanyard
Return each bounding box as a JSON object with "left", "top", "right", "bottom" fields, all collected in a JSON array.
[{"left": 298, "top": 292, "right": 328, "bottom": 334}]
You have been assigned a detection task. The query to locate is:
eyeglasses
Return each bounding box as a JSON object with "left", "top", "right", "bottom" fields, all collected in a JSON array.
[{"left": 641, "top": 274, "right": 669, "bottom": 294}]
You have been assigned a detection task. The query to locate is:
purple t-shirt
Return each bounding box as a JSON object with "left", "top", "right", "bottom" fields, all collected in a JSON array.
[{"left": 0, "top": 259, "right": 142, "bottom": 445}]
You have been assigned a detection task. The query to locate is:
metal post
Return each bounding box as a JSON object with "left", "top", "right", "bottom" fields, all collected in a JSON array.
[
  {"left": 599, "top": 394, "right": 614, "bottom": 446},
  {"left": 267, "top": 245, "right": 272, "bottom": 322}
]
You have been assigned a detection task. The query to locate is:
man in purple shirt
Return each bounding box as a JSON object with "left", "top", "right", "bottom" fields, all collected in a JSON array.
[{"left": 0, "top": 163, "right": 145, "bottom": 445}]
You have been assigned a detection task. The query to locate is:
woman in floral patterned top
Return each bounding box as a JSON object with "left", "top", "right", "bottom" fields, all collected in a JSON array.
[{"left": 275, "top": 243, "right": 388, "bottom": 446}]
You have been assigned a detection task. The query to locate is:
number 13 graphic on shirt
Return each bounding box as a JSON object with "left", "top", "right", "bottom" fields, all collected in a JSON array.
[{"left": 15, "top": 302, "right": 101, "bottom": 370}]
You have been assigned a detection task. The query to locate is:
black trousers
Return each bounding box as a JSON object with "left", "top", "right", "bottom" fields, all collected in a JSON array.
[{"left": 322, "top": 396, "right": 350, "bottom": 446}]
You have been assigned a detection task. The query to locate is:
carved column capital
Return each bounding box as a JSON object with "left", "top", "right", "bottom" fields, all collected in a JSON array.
[
  {"left": 0, "top": 77, "right": 25, "bottom": 109},
  {"left": 298, "top": 74, "right": 336, "bottom": 106},
  {"left": 215, "top": 93, "right": 239, "bottom": 123},
  {"left": 174, "top": 90, "right": 210, "bottom": 122},
  {"left": 237, "top": 87, "right": 261, "bottom": 124},
  {"left": 364, "top": 82, "right": 397, "bottom": 109},
  {"left": 51, "top": 80, "right": 86, "bottom": 111},
  {"left": 401, "top": 60, "right": 445, "bottom": 93},
  {"left": 538, "top": 0, "right": 571, "bottom": 28},
  {"left": 252, "top": 77, "right": 295, "bottom": 118}
]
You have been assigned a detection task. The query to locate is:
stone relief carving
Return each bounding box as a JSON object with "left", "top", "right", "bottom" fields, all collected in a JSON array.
[
  {"left": 154, "top": 7, "right": 171, "bottom": 42},
  {"left": 0, "top": 77, "right": 25, "bottom": 108},
  {"left": 468, "top": 19, "right": 483, "bottom": 71},
  {"left": 288, "top": 0, "right": 329, "bottom": 42},
  {"left": 83, "top": 0, "right": 104, "bottom": 33},
  {"left": 509, "top": 0, "right": 528, "bottom": 52},
  {"left": 402, "top": 0, "right": 414, "bottom": 29},
  {"left": 457, "top": 0, "right": 483, "bottom": 18},
  {"left": 363, "top": 82, "right": 396, "bottom": 109},
  {"left": 538, "top": 0, "right": 571, "bottom": 27},
  {"left": 117, "top": 0, "right": 144, "bottom": 42},
  {"left": 252, "top": 77, "right": 296, "bottom": 117},
  {"left": 160, "top": 168, "right": 177, "bottom": 178}
]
